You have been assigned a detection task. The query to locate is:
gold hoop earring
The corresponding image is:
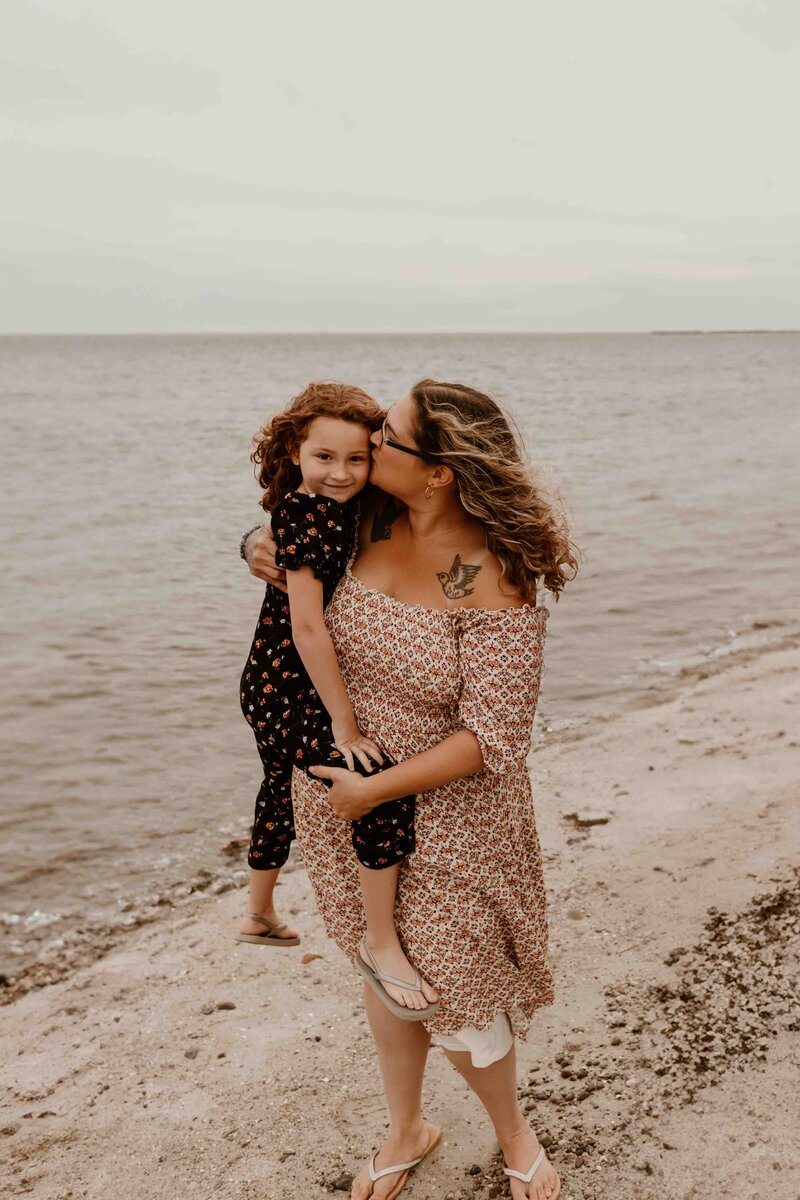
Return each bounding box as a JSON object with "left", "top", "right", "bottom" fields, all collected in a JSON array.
[{"left": 424, "top": 484, "right": 434, "bottom": 500}]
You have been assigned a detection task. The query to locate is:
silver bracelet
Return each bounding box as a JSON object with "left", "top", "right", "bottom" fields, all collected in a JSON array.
[{"left": 239, "top": 524, "right": 263, "bottom": 562}]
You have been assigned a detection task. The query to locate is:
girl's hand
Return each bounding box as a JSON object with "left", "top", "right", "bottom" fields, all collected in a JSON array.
[
  {"left": 330, "top": 721, "right": 385, "bottom": 774},
  {"left": 309, "top": 765, "right": 376, "bottom": 820}
]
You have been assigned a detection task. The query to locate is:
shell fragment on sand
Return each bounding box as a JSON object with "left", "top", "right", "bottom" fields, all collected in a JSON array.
[{"left": 564, "top": 809, "right": 613, "bottom": 826}]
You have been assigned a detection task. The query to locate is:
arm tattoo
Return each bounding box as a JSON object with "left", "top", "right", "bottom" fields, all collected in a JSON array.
[
  {"left": 370, "top": 496, "right": 406, "bottom": 542},
  {"left": 436, "top": 553, "right": 482, "bottom": 599}
]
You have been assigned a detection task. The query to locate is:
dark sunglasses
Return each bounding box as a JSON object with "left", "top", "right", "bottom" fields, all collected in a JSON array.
[{"left": 379, "top": 415, "right": 430, "bottom": 460}]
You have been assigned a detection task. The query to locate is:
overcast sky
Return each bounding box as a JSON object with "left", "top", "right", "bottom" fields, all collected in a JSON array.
[{"left": 1, "top": 0, "right": 799, "bottom": 332}]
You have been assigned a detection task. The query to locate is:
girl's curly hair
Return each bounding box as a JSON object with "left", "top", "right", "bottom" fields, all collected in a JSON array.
[
  {"left": 251, "top": 381, "right": 384, "bottom": 513},
  {"left": 410, "top": 378, "right": 580, "bottom": 602}
]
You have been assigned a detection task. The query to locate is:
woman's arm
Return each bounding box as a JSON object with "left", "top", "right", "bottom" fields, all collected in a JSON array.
[
  {"left": 310, "top": 728, "right": 484, "bottom": 819},
  {"left": 242, "top": 523, "right": 287, "bottom": 589}
]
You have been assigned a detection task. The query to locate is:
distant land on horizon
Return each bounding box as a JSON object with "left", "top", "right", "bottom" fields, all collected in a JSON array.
[{"left": 1, "top": 328, "right": 798, "bottom": 339}]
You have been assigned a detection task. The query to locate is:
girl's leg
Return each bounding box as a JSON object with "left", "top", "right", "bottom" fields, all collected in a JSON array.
[
  {"left": 239, "top": 758, "right": 298, "bottom": 939},
  {"left": 351, "top": 984, "right": 439, "bottom": 1200},
  {"left": 296, "top": 717, "right": 435, "bottom": 1005},
  {"left": 353, "top": 790, "right": 437, "bottom": 1009},
  {"left": 239, "top": 865, "right": 299, "bottom": 940},
  {"left": 441, "top": 1043, "right": 561, "bottom": 1200},
  {"left": 357, "top": 862, "right": 439, "bottom": 1009}
]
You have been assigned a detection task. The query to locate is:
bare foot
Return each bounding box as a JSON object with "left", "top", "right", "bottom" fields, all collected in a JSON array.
[
  {"left": 238, "top": 910, "right": 299, "bottom": 940},
  {"left": 500, "top": 1124, "right": 561, "bottom": 1200},
  {"left": 350, "top": 1120, "right": 440, "bottom": 1200},
  {"left": 360, "top": 935, "right": 439, "bottom": 1010}
]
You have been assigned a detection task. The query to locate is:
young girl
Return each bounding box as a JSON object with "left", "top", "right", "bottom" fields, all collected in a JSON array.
[{"left": 238, "top": 381, "right": 438, "bottom": 1018}]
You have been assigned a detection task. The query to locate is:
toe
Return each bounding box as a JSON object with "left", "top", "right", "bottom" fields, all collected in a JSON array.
[
  {"left": 350, "top": 1166, "right": 371, "bottom": 1199},
  {"left": 541, "top": 1165, "right": 559, "bottom": 1200}
]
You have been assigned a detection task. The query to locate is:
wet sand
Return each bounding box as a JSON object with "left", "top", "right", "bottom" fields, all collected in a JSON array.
[{"left": 1, "top": 636, "right": 798, "bottom": 1200}]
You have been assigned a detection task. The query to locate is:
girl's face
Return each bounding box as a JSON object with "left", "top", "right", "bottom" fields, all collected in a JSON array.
[{"left": 293, "top": 417, "right": 372, "bottom": 501}]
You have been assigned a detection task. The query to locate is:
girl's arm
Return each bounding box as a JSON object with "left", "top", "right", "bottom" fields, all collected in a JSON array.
[
  {"left": 287, "top": 567, "right": 382, "bottom": 771},
  {"left": 310, "top": 729, "right": 485, "bottom": 819}
]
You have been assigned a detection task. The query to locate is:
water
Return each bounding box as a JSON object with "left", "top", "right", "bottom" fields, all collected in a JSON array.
[{"left": 1, "top": 332, "right": 799, "bottom": 973}]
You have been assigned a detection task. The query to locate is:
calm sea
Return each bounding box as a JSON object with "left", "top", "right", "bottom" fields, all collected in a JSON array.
[{"left": 1, "top": 333, "right": 799, "bottom": 974}]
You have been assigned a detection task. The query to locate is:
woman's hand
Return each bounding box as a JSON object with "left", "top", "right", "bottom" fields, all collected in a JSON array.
[
  {"left": 330, "top": 719, "right": 385, "bottom": 773},
  {"left": 309, "top": 765, "right": 376, "bottom": 821},
  {"left": 244, "top": 525, "right": 287, "bottom": 590}
]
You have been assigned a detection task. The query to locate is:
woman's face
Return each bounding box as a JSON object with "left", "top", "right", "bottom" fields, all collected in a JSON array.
[{"left": 369, "top": 393, "right": 429, "bottom": 498}]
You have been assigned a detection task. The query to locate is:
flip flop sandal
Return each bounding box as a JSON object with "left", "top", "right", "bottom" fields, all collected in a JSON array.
[
  {"left": 353, "top": 935, "right": 440, "bottom": 1021},
  {"left": 504, "top": 1145, "right": 561, "bottom": 1198},
  {"left": 235, "top": 912, "right": 300, "bottom": 947},
  {"left": 366, "top": 1124, "right": 442, "bottom": 1200}
]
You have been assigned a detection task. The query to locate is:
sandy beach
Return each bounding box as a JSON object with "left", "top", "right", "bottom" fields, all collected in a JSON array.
[
  {"left": 2, "top": 632, "right": 798, "bottom": 1198},
  {"left": 3, "top": 0, "right": 800, "bottom": 1190}
]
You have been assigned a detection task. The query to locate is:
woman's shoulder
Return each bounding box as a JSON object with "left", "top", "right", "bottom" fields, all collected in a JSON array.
[
  {"left": 458, "top": 554, "right": 524, "bottom": 611},
  {"left": 447, "top": 538, "right": 538, "bottom": 612},
  {"left": 455, "top": 569, "right": 547, "bottom": 646}
]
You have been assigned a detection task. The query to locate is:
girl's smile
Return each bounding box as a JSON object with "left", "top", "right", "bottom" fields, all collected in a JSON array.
[{"left": 292, "top": 416, "right": 373, "bottom": 502}]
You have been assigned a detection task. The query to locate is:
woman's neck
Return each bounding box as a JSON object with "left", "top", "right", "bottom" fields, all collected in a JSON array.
[{"left": 403, "top": 495, "right": 475, "bottom": 542}]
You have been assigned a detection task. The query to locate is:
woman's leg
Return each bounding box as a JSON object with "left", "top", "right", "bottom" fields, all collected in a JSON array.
[
  {"left": 441, "top": 1043, "right": 560, "bottom": 1200},
  {"left": 350, "top": 984, "right": 439, "bottom": 1200}
]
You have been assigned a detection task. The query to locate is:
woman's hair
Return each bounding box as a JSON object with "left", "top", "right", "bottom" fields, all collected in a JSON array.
[
  {"left": 410, "top": 378, "right": 580, "bottom": 602},
  {"left": 251, "top": 381, "right": 383, "bottom": 513}
]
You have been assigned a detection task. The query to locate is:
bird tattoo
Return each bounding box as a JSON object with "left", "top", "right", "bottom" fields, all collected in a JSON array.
[{"left": 437, "top": 554, "right": 482, "bottom": 599}]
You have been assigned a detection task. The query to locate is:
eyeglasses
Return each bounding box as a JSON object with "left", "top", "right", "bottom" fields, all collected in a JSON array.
[{"left": 379, "top": 415, "right": 430, "bottom": 460}]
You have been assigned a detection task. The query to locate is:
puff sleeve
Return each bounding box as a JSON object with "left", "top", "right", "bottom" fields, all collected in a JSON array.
[
  {"left": 455, "top": 605, "right": 549, "bottom": 774},
  {"left": 272, "top": 492, "right": 355, "bottom": 589}
]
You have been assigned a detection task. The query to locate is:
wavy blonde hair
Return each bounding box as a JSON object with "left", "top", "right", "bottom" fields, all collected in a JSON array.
[
  {"left": 251, "top": 381, "right": 383, "bottom": 513},
  {"left": 410, "top": 378, "right": 579, "bottom": 602}
]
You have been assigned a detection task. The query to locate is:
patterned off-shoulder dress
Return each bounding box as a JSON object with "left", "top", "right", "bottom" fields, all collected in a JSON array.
[{"left": 291, "top": 560, "right": 553, "bottom": 1040}]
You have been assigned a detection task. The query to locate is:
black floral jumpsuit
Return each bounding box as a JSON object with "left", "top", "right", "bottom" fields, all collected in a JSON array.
[{"left": 240, "top": 491, "right": 416, "bottom": 872}]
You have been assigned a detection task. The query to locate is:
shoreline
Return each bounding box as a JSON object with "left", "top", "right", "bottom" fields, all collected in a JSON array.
[
  {"left": 2, "top": 624, "right": 797, "bottom": 1004},
  {"left": 2, "top": 633, "right": 798, "bottom": 1197},
  {"left": 1, "top": 625, "right": 795, "bottom": 1008}
]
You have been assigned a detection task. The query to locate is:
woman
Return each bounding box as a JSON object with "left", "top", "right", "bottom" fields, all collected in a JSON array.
[{"left": 243, "top": 379, "right": 577, "bottom": 1200}]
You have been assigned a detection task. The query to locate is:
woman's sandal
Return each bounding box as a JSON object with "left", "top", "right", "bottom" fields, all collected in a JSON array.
[
  {"left": 365, "top": 1125, "right": 441, "bottom": 1200},
  {"left": 504, "top": 1145, "right": 561, "bottom": 1198},
  {"left": 235, "top": 913, "right": 300, "bottom": 947},
  {"left": 354, "top": 935, "right": 440, "bottom": 1021}
]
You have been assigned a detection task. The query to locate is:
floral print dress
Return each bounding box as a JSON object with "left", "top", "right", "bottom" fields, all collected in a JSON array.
[{"left": 290, "top": 556, "right": 554, "bottom": 1040}]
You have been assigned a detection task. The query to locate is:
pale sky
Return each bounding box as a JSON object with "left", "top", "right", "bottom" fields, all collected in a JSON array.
[{"left": 1, "top": 0, "right": 799, "bottom": 332}]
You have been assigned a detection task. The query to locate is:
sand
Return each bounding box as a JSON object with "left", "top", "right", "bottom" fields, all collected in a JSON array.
[{"left": 2, "top": 637, "right": 798, "bottom": 1200}]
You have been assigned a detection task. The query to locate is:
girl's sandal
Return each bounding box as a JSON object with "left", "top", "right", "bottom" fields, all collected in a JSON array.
[
  {"left": 235, "top": 913, "right": 300, "bottom": 947},
  {"left": 354, "top": 935, "right": 440, "bottom": 1021}
]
